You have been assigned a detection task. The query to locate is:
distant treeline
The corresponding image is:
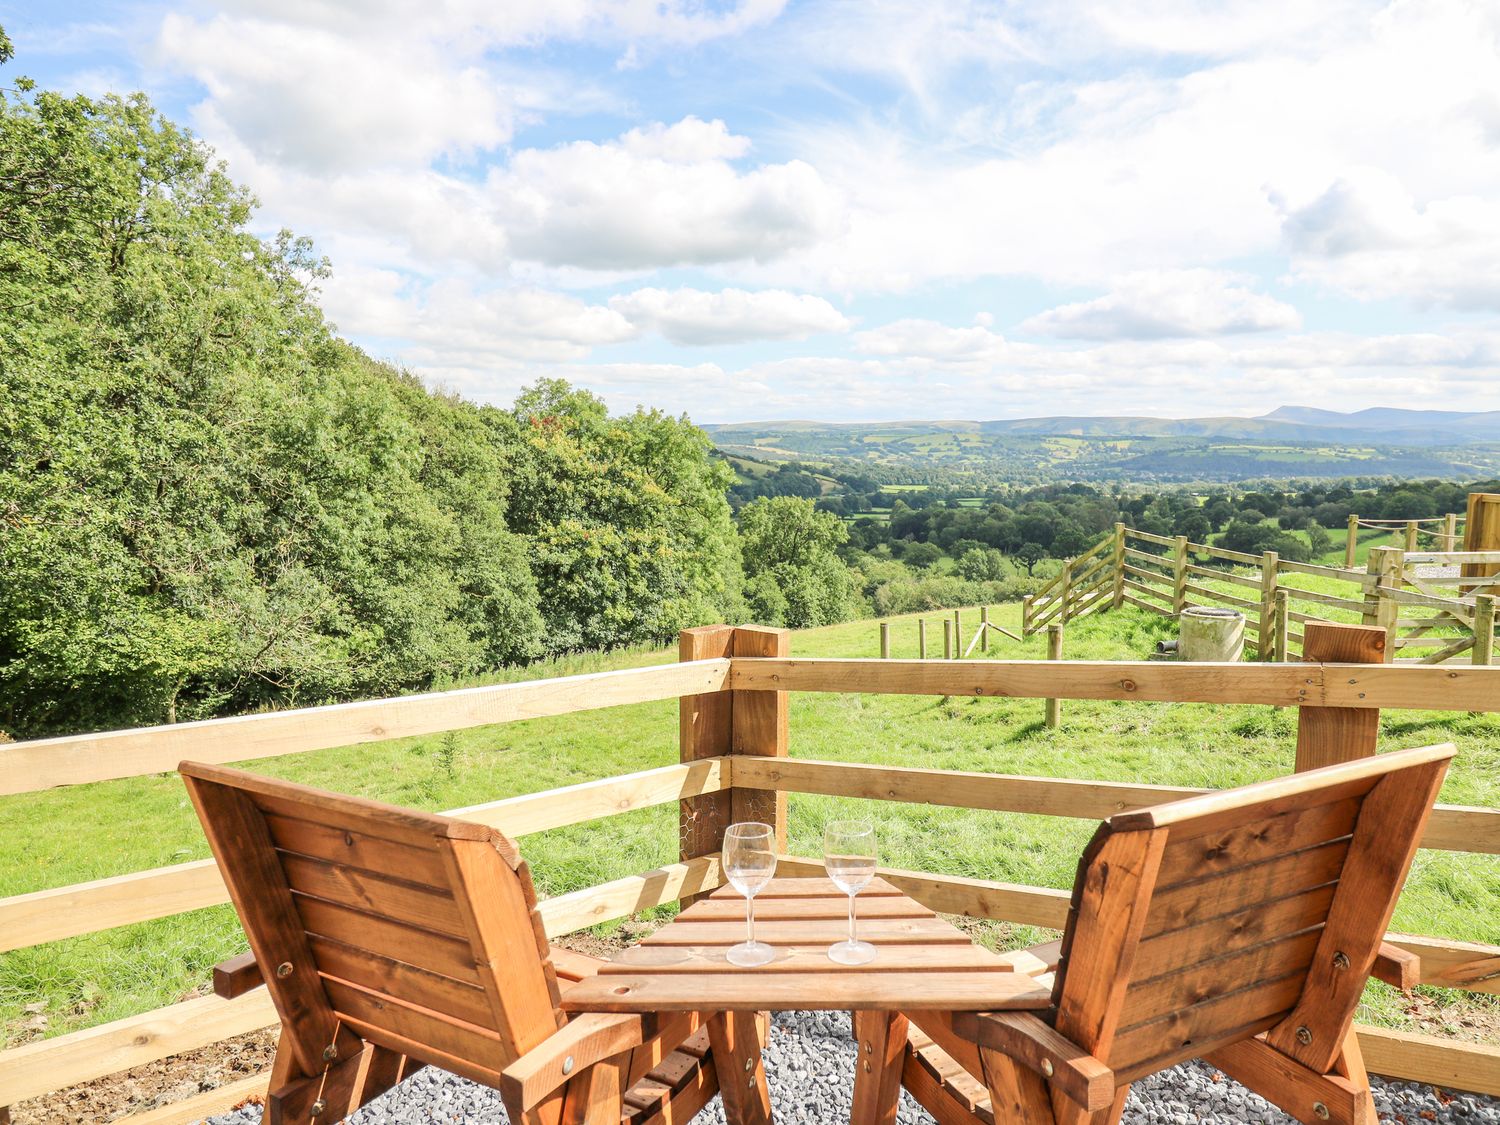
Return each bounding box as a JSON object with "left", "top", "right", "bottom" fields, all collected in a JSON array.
[{"left": 828, "top": 478, "right": 1493, "bottom": 572}]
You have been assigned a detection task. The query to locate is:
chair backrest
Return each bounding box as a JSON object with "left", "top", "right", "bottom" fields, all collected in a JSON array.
[
  {"left": 180, "top": 761, "right": 564, "bottom": 1087},
  {"left": 1048, "top": 742, "right": 1453, "bottom": 1084}
]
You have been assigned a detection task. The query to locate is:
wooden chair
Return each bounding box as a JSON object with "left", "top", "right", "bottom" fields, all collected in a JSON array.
[
  {"left": 182, "top": 761, "right": 744, "bottom": 1125},
  {"left": 853, "top": 742, "right": 1455, "bottom": 1125}
]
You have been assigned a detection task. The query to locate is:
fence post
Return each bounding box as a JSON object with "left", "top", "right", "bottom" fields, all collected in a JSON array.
[
  {"left": 1058, "top": 561, "right": 1074, "bottom": 624},
  {"left": 729, "top": 625, "right": 790, "bottom": 855},
  {"left": 1172, "top": 535, "right": 1190, "bottom": 614},
  {"left": 919, "top": 618, "right": 928, "bottom": 659},
  {"left": 678, "top": 624, "right": 736, "bottom": 899},
  {"left": 1294, "top": 622, "right": 1387, "bottom": 772},
  {"left": 953, "top": 609, "right": 961, "bottom": 658},
  {"left": 1021, "top": 595, "right": 1032, "bottom": 636},
  {"left": 1258, "top": 551, "right": 1279, "bottom": 662},
  {"left": 943, "top": 618, "right": 953, "bottom": 660},
  {"left": 1274, "top": 588, "right": 1290, "bottom": 662},
  {"left": 1044, "top": 624, "right": 1064, "bottom": 728},
  {"left": 1112, "top": 522, "right": 1127, "bottom": 608},
  {"left": 1444, "top": 512, "right": 1459, "bottom": 552},
  {"left": 1345, "top": 514, "right": 1359, "bottom": 569},
  {"left": 1405, "top": 520, "right": 1419, "bottom": 553},
  {"left": 980, "top": 606, "right": 989, "bottom": 652},
  {"left": 1475, "top": 595, "right": 1496, "bottom": 666},
  {"left": 1363, "top": 546, "right": 1403, "bottom": 645},
  {"left": 678, "top": 623, "right": 791, "bottom": 900},
  {"left": 879, "top": 622, "right": 890, "bottom": 659}
]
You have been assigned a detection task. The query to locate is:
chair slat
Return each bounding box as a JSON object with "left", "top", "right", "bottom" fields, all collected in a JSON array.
[
  {"left": 308, "top": 935, "right": 493, "bottom": 1027},
  {"left": 1131, "top": 883, "right": 1336, "bottom": 981},
  {"left": 1111, "top": 970, "right": 1306, "bottom": 1081},
  {"left": 265, "top": 812, "right": 451, "bottom": 889},
  {"left": 280, "top": 852, "right": 468, "bottom": 938},
  {"left": 1143, "top": 838, "right": 1349, "bottom": 937},
  {"left": 1155, "top": 797, "right": 1360, "bottom": 888},
  {"left": 322, "top": 976, "right": 505, "bottom": 1069},
  {"left": 294, "top": 891, "right": 482, "bottom": 984},
  {"left": 1122, "top": 927, "right": 1323, "bottom": 1026}
]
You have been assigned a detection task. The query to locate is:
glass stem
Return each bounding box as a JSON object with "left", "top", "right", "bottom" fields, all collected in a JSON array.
[
  {"left": 848, "top": 891, "right": 857, "bottom": 945},
  {"left": 747, "top": 893, "right": 756, "bottom": 946}
]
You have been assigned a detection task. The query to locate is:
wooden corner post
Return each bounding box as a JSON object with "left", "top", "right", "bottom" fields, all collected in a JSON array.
[
  {"left": 1112, "top": 522, "right": 1127, "bottom": 608},
  {"left": 729, "top": 625, "right": 791, "bottom": 855},
  {"left": 678, "top": 623, "right": 791, "bottom": 882},
  {"left": 679, "top": 625, "right": 736, "bottom": 881},
  {"left": 1294, "top": 622, "right": 1387, "bottom": 773}
]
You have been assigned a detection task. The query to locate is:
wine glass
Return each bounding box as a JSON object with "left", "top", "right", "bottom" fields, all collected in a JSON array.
[
  {"left": 824, "top": 820, "right": 877, "bottom": 965},
  {"left": 722, "top": 822, "right": 777, "bottom": 966}
]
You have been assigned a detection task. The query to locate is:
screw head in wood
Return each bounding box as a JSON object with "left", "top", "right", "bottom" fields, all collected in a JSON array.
[
  {"left": 748, "top": 1073, "right": 758, "bottom": 1088},
  {"left": 1333, "top": 951, "right": 1351, "bottom": 972},
  {"left": 562, "top": 1055, "right": 574, "bottom": 1075},
  {"left": 1313, "top": 1102, "right": 1330, "bottom": 1120},
  {"left": 863, "top": 1060, "right": 871, "bottom": 1073},
  {"left": 322, "top": 1044, "right": 338, "bottom": 1061},
  {"left": 310, "top": 1099, "right": 327, "bottom": 1117},
  {"left": 1296, "top": 1026, "right": 1313, "bottom": 1045},
  {"left": 744, "top": 1057, "right": 754, "bottom": 1072},
  {"left": 275, "top": 962, "right": 293, "bottom": 978},
  {"left": 1041, "top": 1058, "right": 1054, "bottom": 1077}
]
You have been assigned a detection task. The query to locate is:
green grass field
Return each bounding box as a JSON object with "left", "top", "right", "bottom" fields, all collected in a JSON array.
[{"left": 2, "top": 605, "right": 1496, "bottom": 1048}]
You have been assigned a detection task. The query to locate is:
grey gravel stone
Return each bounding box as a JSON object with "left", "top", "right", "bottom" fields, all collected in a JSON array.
[{"left": 206, "top": 1011, "right": 1499, "bottom": 1123}]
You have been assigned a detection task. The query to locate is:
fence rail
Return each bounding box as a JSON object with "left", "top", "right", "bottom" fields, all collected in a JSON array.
[
  {"left": 1023, "top": 522, "right": 1498, "bottom": 666},
  {"left": 2, "top": 630, "right": 1499, "bottom": 1119}
]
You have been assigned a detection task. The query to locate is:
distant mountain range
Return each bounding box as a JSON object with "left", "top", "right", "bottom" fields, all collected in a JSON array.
[
  {"left": 703, "top": 407, "right": 1500, "bottom": 484},
  {"left": 706, "top": 406, "right": 1499, "bottom": 447}
]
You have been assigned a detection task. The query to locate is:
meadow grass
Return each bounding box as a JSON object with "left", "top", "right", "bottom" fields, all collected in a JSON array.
[{"left": 1, "top": 604, "right": 1495, "bottom": 1045}]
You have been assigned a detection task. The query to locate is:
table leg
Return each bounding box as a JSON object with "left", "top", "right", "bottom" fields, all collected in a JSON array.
[
  {"left": 851, "top": 1010, "right": 908, "bottom": 1125},
  {"left": 708, "top": 1010, "right": 773, "bottom": 1125}
]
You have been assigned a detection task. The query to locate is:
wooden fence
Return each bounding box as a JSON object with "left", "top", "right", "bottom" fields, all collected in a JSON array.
[
  {"left": 1024, "top": 523, "right": 1500, "bottom": 666},
  {"left": 2, "top": 623, "right": 1500, "bottom": 1121}
]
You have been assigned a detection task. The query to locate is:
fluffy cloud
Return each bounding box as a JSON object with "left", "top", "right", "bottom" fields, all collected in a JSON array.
[
  {"left": 321, "top": 271, "right": 637, "bottom": 364},
  {"left": 609, "top": 287, "right": 850, "bottom": 344},
  {"left": 1021, "top": 271, "right": 1301, "bottom": 340},
  {"left": 492, "top": 121, "right": 840, "bottom": 270},
  {"left": 157, "top": 14, "right": 521, "bottom": 171},
  {"left": 1280, "top": 170, "right": 1500, "bottom": 310}
]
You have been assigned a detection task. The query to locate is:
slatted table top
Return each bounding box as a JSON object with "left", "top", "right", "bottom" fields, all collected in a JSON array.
[{"left": 559, "top": 877, "right": 1053, "bottom": 1013}]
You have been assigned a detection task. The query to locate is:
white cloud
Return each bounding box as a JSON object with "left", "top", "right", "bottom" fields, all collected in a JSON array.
[
  {"left": 492, "top": 121, "right": 841, "bottom": 270},
  {"left": 1280, "top": 170, "right": 1500, "bottom": 311},
  {"left": 1021, "top": 270, "right": 1301, "bottom": 340},
  {"left": 609, "top": 287, "right": 851, "bottom": 344},
  {"left": 321, "top": 270, "right": 637, "bottom": 364},
  {"left": 157, "top": 14, "right": 520, "bottom": 171}
]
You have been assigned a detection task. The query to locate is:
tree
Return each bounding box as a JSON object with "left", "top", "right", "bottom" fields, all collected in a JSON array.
[
  {"left": 0, "top": 80, "right": 550, "bottom": 732},
  {"left": 903, "top": 542, "right": 943, "bottom": 570},
  {"left": 1017, "top": 543, "right": 1046, "bottom": 575},
  {"left": 955, "top": 547, "right": 1006, "bottom": 581},
  {"left": 738, "top": 497, "right": 858, "bottom": 628},
  {"left": 501, "top": 380, "right": 742, "bottom": 652}
]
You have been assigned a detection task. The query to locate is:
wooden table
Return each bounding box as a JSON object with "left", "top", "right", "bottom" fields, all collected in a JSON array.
[{"left": 560, "top": 877, "right": 1050, "bottom": 1123}]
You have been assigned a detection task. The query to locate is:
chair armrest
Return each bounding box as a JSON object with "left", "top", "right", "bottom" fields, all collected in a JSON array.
[
  {"left": 997, "top": 939, "right": 1062, "bottom": 978},
  {"left": 501, "top": 1011, "right": 671, "bottom": 1114},
  {"left": 951, "top": 1010, "right": 1114, "bottom": 1113},
  {"left": 1373, "top": 942, "right": 1420, "bottom": 991},
  {"left": 213, "top": 951, "right": 264, "bottom": 999},
  {"left": 550, "top": 946, "right": 609, "bottom": 983}
]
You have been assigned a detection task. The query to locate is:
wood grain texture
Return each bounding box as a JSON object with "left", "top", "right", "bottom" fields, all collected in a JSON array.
[
  {"left": 679, "top": 627, "right": 736, "bottom": 883},
  {"left": 852, "top": 1010, "right": 909, "bottom": 1125},
  {"left": 0, "top": 659, "right": 731, "bottom": 796},
  {"left": 1296, "top": 623, "right": 1387, "bottom": 772},
  {"left": 729, "top": 625, "right": 790, "bottom": 852},
  {"left": 1266, "top": 754, "right": 1451, "bottom": 1072}
]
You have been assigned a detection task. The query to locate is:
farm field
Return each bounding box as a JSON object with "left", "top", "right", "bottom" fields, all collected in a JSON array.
[{"left": 2, "top": 605, "right": 1497, "bottom": 1050}]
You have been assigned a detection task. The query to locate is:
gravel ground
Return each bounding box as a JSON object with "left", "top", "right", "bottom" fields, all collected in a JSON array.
[{"left": 206, "top": 1012, "right": 1499, "bottom": 1125}]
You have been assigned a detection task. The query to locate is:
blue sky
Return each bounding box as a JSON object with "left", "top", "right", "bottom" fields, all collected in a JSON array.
[{"left": 8, "top": 0, "right": 1500, "bottom": 422}]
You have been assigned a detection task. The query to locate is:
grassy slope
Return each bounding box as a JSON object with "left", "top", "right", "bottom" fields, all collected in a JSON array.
[{"left": 2, "top": 605, "right": 1496, "bottom": 1044}]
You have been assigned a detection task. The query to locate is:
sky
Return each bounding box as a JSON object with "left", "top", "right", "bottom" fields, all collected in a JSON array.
[{"left": 8, "top": 0, "right": 1500, "bottom": 423}]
